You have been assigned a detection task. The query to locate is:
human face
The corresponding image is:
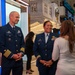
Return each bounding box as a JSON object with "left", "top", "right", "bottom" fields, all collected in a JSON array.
[
  {"left": 10, "top": 12, "right": 20, "bottom": 25},
  {"left": 43, "top": 22, "right": 52, "bottom": 33}
]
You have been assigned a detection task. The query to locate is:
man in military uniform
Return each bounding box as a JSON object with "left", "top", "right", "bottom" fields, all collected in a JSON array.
[
  {"left": 33, "top": 21, "right": 59, "bottom": 75},
  {"left": 0, "top": 11, "right": 25, "bottom": 75}
]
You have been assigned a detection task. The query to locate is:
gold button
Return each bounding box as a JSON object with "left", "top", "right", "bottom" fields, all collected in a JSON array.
[
  {"left": 16, "top": 45, "right": 18, "bottom": 47},
  {"left": 16, "top": 50, "right": 18, "bottom": 52},
  {"left": 4, "top": 50, "right": 6, "bottom": 52},
  {"left": 45, "top": 49, "right": 47, "bottom": 51},
  {"left": 15, "top": 40, "right": 17, "bottom": 42}
]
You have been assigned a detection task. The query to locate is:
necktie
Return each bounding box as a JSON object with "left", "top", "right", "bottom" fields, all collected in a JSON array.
[
  {"left": 13, "top": 27, "right": 15, "bottom": 30},
  {"left": 45, "top": 34, "right": 49, "bottom": 43},
  {"left": 47, "top": 34, "right": 48, "bottom": 37},
  {"left": 13, "top": 27, "right": 15, "bottom": 34}
]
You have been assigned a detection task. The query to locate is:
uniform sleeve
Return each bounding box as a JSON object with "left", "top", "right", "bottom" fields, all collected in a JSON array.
[
  {"left": 0, "top": 28, "right": 13, "bottom": 58},
  {"left": 33, "top": 35, "right": 41, "bottom": 59},
  {"left": 52, "top": 39, "right": 60, "bottom": 61},
  {"left": 19, "top": 29, "right": 25, "bottom": 56}
]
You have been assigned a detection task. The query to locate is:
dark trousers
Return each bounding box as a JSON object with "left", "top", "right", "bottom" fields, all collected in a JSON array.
[
  {"left": 1, "top": 60, "right": 23, "bottom": 75},
  {"left": 38, "top": 64, "right": 56, "bottom": 75},
  {"left": 26, "top": 54, "right": 32, "bottom": 70}
]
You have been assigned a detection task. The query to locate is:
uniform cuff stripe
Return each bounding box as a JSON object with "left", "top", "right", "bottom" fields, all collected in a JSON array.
[{"left": 3, "top": 50, "right": 11, "bottom": 58}]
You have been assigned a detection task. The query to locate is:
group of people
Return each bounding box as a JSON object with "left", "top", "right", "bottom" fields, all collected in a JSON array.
[
  {"left": 0, "top": 11, "right": 75, "bottom": 75},
  {"left": 33, "top": 20, "right": 75, "bottom": 75}
]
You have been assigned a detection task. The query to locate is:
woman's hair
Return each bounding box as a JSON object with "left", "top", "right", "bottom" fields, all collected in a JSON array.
[
  {"left": 43, "top": 20, "right": 52, "bottom": 27},
  {"left": 25, "top": 32, "right": 34, "bottom": 42},
  {"left": 60, "top": 20, "right": 75, "bottom": 53}
]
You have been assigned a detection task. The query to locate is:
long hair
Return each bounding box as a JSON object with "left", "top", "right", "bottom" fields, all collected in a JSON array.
[
  {"left": 60, "top": 20, "right": 75, "bottom": 53},
  {"left": 25, "top": 32, "right": 34, "bottom": 43}
]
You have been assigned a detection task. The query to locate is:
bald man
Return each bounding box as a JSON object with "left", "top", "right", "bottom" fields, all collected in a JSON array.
[{"left": 0, "top": 11, "right": 25, "bottom": 75}]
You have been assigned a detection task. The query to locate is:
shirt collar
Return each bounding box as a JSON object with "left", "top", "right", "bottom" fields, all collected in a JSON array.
[
  {"left": 9, "top": 23, "right": 15, "bottom": 28},
  {"left": 44, "top": 32, "right": 50, "bottom": 36}
]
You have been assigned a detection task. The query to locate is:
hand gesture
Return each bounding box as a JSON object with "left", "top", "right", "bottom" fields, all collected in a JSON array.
[
  {"left": 12, "top": 53, "right": 22, "bottom": 61},
  {"left": 16, "top": 53, "right": 23, "bottom": 61},
  {"left": 12, "top": 54, "right": 20, "bottom": 60},
  {"left": 39, "top": 60, "right": 47, "bottom": 65},
  {"left": 45, "top": 60, "right": 53, "bottom": 67}
]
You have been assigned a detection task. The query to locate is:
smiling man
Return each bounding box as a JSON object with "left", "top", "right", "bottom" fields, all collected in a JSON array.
[{"left": 0, "top": 11, "right": 25, "bottom": 75}]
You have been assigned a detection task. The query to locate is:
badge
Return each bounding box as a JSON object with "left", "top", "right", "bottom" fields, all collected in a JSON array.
[
  {"left": 8, "top": 38, "right": 11, "bottom": 41},
  {"left": 38, "top": 39, "right": 42, "bottom": 42},
  {"left": 7, "top": 31, "right": 11, "bottom": 34},
  {"left": 38, "top": 43, "right": 40, "bottom": 45},
  {"left": 17, "top": 30, "right": 20, "bottom": 33},
  {"left": 51, "top": 36, "right": 56, "bottom": 40}
]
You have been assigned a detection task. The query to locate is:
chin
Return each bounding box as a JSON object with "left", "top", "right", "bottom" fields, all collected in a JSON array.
[
  {"left": 47, "top": 31, "right": 51, "bottom": 33},
  {"left": 15, "top": 21, "right": 19, "bottom": 23}
]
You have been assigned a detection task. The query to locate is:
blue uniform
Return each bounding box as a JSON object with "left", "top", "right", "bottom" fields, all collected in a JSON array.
[
  {"left": 0, "top": 23, "right": 25, "bottom": 75},
  {"left": 33, "top": 32, "right": 59, "bottom": 75}
]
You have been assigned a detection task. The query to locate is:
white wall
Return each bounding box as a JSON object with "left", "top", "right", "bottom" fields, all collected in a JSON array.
[{"left": 21, "top": 6, "right": 28, "bottom": 38}]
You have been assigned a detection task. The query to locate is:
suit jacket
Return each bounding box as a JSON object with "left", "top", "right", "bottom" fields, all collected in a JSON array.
[
  {"left": 0, "top": 23, "right": 25, "bottom": 67},
  {"left": 33, "top": 32, "right": 59, "bottom": 67}
]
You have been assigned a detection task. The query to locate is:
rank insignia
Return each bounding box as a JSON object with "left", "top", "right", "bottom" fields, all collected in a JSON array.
[
  {"left": 8, "top": 38, "right": 11, "bottom": 41},
  {"left": 38, "top": 43, "right": 40, "bottom": 45},
  {"left": 3, "top": 49, "right": 11, "bottom": 58},
  {"left": 51, "top": 36, "right": 56, "bottom": 40},
  {"left": 38, "top": 39, "right": 42, "bottom": 42},
  {"left": 7, "top": 31, "right": 11, "bottom": 34}
]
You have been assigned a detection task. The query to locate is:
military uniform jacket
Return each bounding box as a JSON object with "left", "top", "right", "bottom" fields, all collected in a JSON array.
[
  {"left": 33, "top": 32, "right": 58, "bottom": 67},
  {"left": 0, "top": 23, "right": 25, "bottom": 67}
]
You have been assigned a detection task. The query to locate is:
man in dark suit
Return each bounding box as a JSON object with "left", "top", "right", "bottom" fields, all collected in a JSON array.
[
  {"left": 33, "top": 20, "right": 58, "bottom": 75},
  {"left": 0, "top": 11, "right": 25, "bottom": 75}
]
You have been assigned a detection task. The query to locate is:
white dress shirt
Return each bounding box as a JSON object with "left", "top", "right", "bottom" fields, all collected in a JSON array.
[{"left": 45, "top": 33, "right": 50, "bottom": 43}]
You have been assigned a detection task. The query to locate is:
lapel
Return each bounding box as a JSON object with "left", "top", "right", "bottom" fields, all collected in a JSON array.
[
  {"left": 41, "top": 33, "right": 45, "bottom": 44},
  {"left": 47, "top": 32, "right": 53, "bottom": 43}
]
